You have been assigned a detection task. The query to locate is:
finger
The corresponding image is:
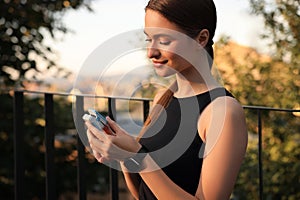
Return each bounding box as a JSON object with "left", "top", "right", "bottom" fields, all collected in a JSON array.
[
  {"left": 97, "top": 153, "right": 109, "bottom": 161},
  {"left": 94, "top": 151, "right": 102, "bottom": 161},
  {"left": 106, "top": 116, "right": 121, "bottom": 133},
  {"left": 93, "top": 150, "right": 110, "bottom": 164},
  {"left": 88, "top": 130, "right": 107, "bottom": 157},
  {"left": 99, "top": 157, "right": 113, "bottom": 164},
  {"left": 85, "top": 121, "right": 106, "bottom": 140},
  {"left": 86, "top": 129, "right": 95, "bottom": 141},
  {"left": 87, "top": 129, "right": 102, "bottom": 144},
  {"left": 86, "top": 130, "right": 94, "bottom": 149},
  {"left": 90, "top": 137, "right": 106, "bottom": 154},
  {"left": 85, "top": 121, "right": 99, "bottom": 134}
]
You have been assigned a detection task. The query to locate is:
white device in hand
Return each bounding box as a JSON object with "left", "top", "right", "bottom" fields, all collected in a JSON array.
[{"left": 82, "top": 109, "right": 115, "bottom": 135}]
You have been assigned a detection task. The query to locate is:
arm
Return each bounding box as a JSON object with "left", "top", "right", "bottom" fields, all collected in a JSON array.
[
  {"left": 135, "top": 97, "right": 248, "bottom": 199},
  {"left": 196, "top": 96, "right": 248, "bottom": 199},
  {"left": 120, "top": 89, "right": 167, "bottom": 199},
  {"left": 121, "top": 166, "right": 141, "bottom": 199},
  {"left": 87, "top": 96, "right": 247, "bottom": 199}
]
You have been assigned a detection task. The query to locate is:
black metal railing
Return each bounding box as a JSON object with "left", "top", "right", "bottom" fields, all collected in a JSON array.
[
  {"left": 11, "top": 90, "right": 152, "bottom": 200},
  {"left": 242, "top": 105, "right": 299, "bottom": 200},
  {"left": 5, "top": 90, "right": 300, "bottom": 200}
]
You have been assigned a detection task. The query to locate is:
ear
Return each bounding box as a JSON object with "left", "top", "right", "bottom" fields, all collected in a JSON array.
[{"left": 196, "top": 29, "right": 210, "bottom": 47}]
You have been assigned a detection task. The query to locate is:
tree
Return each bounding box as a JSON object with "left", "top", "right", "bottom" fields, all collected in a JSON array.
[
  {"left": 0, "top": 93, "right": 111, "bottom": 199},
  {"left": 0, "top": 0, "right": 92, "bottom": 87},
  {"left": 0, "top": 1, "right": 113, "bottom": 199},
  {"left": 249, "top": 0, "right": 299, "bottom": 56},
  {"left": 214, "top": 0, "right": 300, "bottom": 198},
  {"left": 215, "top": 37, "right": 300, "bottom": 200},
  {"left": 248, "top": 0, "right": 300, "bottom": 107},
  {"left": 244, "top": 2, "right": 300, "bottom": 198}
]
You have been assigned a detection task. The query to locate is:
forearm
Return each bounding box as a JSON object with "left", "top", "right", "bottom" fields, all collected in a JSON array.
[
  {"left": 121, "top": 153, "right": 198, "bottom": 200},
  {"left": 121, "top": 163, "right": 140, "bottom": 199},
  {"left": 138, "top": 155, "right": 199, "bottom": 200}
]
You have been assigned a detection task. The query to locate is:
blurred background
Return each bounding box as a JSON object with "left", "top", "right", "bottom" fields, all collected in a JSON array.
[{"left": 0, "top": 0, "right": 299, "bottom": 199}]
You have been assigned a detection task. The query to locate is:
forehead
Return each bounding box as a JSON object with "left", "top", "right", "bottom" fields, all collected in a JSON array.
[{"left": 144, "top": 9, "right": 183, "bottom": 36}]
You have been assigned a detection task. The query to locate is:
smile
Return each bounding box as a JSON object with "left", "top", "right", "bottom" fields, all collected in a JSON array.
[{"left": 152, "top": 60, "right": 168, "bottom": 68}]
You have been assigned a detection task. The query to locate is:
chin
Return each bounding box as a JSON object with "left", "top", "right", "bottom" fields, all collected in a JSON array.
[
  {"left": 154, "top": 65, "right": 176, "bottom": 77},
  {"left": 154, "top": 68, "right": 176, "bottom": 77}
]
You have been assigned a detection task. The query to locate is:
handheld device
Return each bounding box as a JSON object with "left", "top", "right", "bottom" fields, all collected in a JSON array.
[{"left": 82, "top": 109, "right": 115, "bottom": 135}]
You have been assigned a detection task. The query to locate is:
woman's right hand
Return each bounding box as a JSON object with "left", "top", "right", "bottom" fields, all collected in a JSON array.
[{"left": 86, "top": 117, "right": 142, "bottom": 163}]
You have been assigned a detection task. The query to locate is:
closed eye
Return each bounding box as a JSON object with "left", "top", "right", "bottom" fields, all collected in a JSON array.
[
  {"left": 159, "top": 40, "right": 171, "bottom": 45},
  {"left": 145, "top": 38, "right": 152, "bottom": 43}
]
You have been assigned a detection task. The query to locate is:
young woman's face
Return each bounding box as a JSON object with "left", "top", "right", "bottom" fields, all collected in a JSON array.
[{"left": 144, "top": 9, "right": 198, "bottom": 77}]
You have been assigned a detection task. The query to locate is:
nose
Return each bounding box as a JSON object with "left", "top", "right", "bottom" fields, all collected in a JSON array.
[{"left": 147, "top": 44, "right": 161, "bottom": 59}]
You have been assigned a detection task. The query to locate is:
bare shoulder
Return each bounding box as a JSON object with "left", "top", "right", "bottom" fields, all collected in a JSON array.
[
  {"left": 195, "top": 96, "right": 248, "bottom": 199},
  {"left": 217, "top": 96, "right": 245, "bottom": 117},
  {"left": 204, "top": 96, "right": 245, "bottom": 122},
  {"left": 198, "top": 96, "right": 246, "bottom": 142}
]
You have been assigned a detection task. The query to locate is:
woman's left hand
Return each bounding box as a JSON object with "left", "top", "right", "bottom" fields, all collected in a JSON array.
[{"left": 85, "top": 116, "right": 141, "bottom": 164}]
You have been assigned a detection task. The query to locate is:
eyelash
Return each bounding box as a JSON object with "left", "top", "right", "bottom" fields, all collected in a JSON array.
[
  {"left": 160, "top": 41, "right": 171, "bottom": 45},
  {"left": 145, "top": 38, "right": 171, "bottom": 46}
]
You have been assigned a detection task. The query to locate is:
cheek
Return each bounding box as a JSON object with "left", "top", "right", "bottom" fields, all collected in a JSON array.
[
  {"left": 164, "top": 44, "right": 193, "bottom": 63},
  {"left": 175, "top": 48, "right": 200, "bottom": 70},
  {"left": 167, "top": 52, "right": 190, "bottom": 69},
  {"left": 161, "top": 42, "right": 195, "bottom": 70}
]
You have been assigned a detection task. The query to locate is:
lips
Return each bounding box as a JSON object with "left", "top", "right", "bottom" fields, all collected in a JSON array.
[{"left": 152, "top": 60, "right": 168, "bottom": 67}]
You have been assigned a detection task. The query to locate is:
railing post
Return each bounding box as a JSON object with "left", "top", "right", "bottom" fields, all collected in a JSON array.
[
  {"left": 13, "top": 91, "right": 24, "bottom": 200},
  {"left": 108, "top": 97, "right": 119, "bottom": 200},
  {"left": 143, "top": 100, "right": 150, "bottom": 122},
  {"left": 44, "top": 93, "right": 56, "bottom": 200},
  {"left": 75, "top": 96, "right": 87, "bottom": 200},
  {"left": 257, "top": 109, "right": 263, "bottom": 200}
]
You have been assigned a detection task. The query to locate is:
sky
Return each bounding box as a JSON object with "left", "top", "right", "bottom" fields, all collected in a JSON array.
[{"left": 47, "top": 0, "right": 267, "bottom": 74}]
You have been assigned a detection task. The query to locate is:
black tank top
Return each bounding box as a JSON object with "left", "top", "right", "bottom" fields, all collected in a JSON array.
[{"left": 138, "top": 87, "right": 234, "bottom": 199}]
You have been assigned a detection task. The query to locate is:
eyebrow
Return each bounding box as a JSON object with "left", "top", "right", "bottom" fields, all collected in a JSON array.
[{"left": 143, "top": 30, "right": 174, "bottom": 39}]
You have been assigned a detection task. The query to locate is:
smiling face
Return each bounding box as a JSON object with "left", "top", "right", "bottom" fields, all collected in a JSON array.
[{"left": 144, "top": 9, "right": 198, "bottom": 77}]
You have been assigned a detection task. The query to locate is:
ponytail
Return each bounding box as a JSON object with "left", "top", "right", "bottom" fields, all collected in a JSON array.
[{"left": 136, "top": 82, "right": 177, "bottom": 141}]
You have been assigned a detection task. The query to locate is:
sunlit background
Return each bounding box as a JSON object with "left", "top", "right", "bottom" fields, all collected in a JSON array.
[
  {"left": 1, "top": 0, "right": 299, "bottom": 199},
  {"left": 47, "top": 0, "right": 267, "bottom": 75}
]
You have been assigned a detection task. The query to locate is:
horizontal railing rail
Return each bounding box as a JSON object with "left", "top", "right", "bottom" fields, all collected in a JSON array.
[{"left": 1, "top": 89, "right": 299, "bottom": 200}]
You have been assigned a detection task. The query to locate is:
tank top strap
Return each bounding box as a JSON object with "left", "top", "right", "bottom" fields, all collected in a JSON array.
[{"left": 195, "top": 87, "right": 234, "bottom": 114}]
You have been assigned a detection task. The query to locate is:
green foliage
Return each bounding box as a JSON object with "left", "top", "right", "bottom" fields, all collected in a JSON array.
[
  {"left": 216, "top": 39, "right": 300, "bottom": 198},
  {"left": 1, "top": 0, "right": 299, "bottom": 199},
  {"left": 0, "top": 94, "right": 14, "bottom": 199},
  {"left": 232, "top": 110, "right": 300, "bottom": 199},
  {"left": 0, "top": 93, "right": 110, "bottom": 199},
  {"left": 0, "top": 0, "right": 92, "bottom": 87},
  {"left": 0, "top": 0, "right": 113, "bottom": 198},
  {"left": 216, "top": 0, "right": 300, "bottom": 199},
  {"left": 249, "top": 0, "right": 300, "bottom": 76},
  {"left": 249, "top": 0, "right": 299, "bottom": 57}
]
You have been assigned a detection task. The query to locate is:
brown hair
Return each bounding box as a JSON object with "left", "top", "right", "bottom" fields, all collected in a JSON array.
[
  {"left": 145, "top": 0, "right": 217, "bottom": 67},
  {"left": 137, "top": 0, "right": 217, "bottom": 141},
  {"left": 137, "top": 82, "right": 177, "bottom": 141}
]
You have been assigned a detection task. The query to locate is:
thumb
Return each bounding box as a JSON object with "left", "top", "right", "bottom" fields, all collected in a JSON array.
[{"left": 106, "top": 116, "right": 121, "bottom": 133}]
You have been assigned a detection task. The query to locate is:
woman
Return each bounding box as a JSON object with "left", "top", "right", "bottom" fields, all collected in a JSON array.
[{"left": 85, "top": 0, "right": 248, "bottom": 199}]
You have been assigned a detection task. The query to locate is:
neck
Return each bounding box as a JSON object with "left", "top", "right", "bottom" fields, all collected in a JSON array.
[{"left": 173, "top": 66, "right": 220, "bottom": 98}]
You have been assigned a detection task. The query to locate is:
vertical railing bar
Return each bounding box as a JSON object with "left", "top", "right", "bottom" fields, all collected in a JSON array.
[
  {"left": 108, "top": 97, "right": 119, "bottom": 200},
  {"left": 257, "top": 109, "right": 263, "bottom": 200},
  {"left": 108, "top": 97, "right": 117, "bottom": 121},
  {"left": 44, "top": 94, "right": 56, "bottom": 200},
  {"left": 76, "top": 96, "right": 87, "bottom": 200},
  {"left": 13, "top": 91, "right": 24, "bottom": 200},
  {"left": 143, "top": 100, "right": 150, "bottom": 122}
]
